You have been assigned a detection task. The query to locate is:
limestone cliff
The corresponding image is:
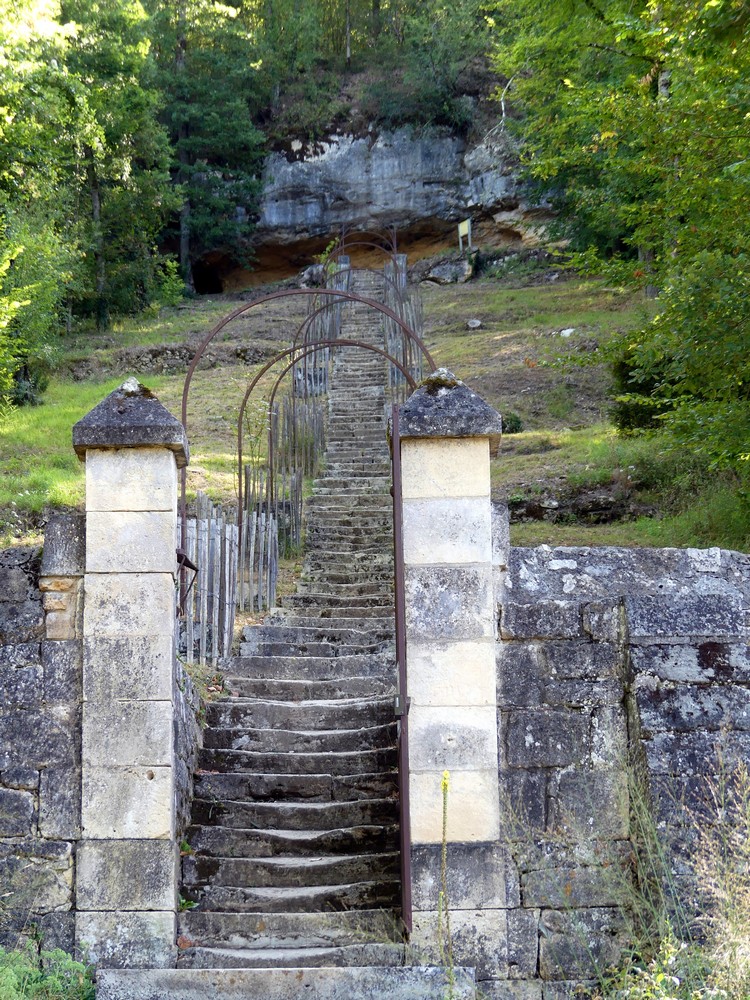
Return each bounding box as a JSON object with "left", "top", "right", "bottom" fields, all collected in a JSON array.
[{"left": 255, "top": 127, "right": 525, "bottom": 246}]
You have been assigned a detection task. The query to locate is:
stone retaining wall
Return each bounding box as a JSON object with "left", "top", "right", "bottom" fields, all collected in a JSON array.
[
  {"left": 1, "top": 509, "right": 748, "bottom": 993},
  {"left": 0, "top": 515, "right": 84, "bottom": 953}
]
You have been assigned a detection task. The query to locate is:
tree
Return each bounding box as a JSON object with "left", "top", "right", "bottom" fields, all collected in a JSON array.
[
  {"left": 60, "top": 0, "right": 176, "bottom": 326},
  {"left": 147, "top": 0, "right": 266, "bottom": 291},
  {"left": 489, "top": 0, "right": 750, "bottom": 467}
]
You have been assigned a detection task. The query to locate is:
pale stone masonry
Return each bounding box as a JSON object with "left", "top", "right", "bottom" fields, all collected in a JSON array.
[{"left": 71, "top": 377, "right": 189, "bottom": 968}]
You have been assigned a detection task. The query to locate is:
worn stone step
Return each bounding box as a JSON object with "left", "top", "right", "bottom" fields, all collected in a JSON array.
[
  {"left": 193, "top": 771, "right": 399, "bottom": 805},
  {"left": 264, "top": 612, "right": 393, "bottom": 630},
  {"left": 186, "top": 823, "right": 399, "bottom": 859},
  {"left": 273, "top": 602, "right": 394, "bottom": 619},
  {"left": 313, "top": 477, "right": 390, "bottom": 490},
  {"left": 223, "top": 675, "right": 394, "bottom": 700},
  {"left": 205, "top": 697, "right": 395, "bottom": 733},
  {"left": 176, "top": 908, "right": 403, "bottom": 950},
  {"left": 190, "top": 797, "right": 399, "bottom": 832},
  {"left": 238, "top": 638, "right": 388, "bottom": 658},
  {"left": 279, "top": 594, "right": 392, "bottom": 610},
  {"left": 225, "top": 652, "right": 393, "bottom": 680},
  {"left": 198, "top": 746, "right": 398, "bottom": 777},
  {"left": 241, "top": 624, "right": 389, "bottom": 647},
  {"left": 177, "top": 942, "right": 405, "bottom": 970},
  {"left": 97, "top": 966, "right": 477, "bottom": 1000},
  {"left": 202, "top": 722, "right": 398, "bottom": 754},
  {"left": 187, "top": 877, "right": 400, "bottom": 913},
  {"left": 183, "top": 851, "right": 400, "bottom": 890}
]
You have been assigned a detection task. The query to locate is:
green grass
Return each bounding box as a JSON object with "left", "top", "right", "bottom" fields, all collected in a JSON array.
[
  {"left": 61, "top": 299, "right": 234, "bottom": 357},
  {"left": 2, "top": 271, "right": 749, "bottom": 553}
]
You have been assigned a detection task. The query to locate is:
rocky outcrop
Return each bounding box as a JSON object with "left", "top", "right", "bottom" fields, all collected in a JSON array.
[{"left": 256, "top": 128, "right": 521, "bottom": 245}]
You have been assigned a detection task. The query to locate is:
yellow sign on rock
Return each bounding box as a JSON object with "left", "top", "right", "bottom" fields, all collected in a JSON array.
[{"left": 458, "top": 218, "right": 472, "bottom": 251}]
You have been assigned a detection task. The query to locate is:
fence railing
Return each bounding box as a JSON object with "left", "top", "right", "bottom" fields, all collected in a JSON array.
[{"left": 177, "top": 491, "right": 238, "bottom": 668}]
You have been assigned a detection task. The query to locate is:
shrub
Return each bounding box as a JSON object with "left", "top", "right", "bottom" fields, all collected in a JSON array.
[{"left": 0, "top": 944, "right": 95, "bottom": 999}]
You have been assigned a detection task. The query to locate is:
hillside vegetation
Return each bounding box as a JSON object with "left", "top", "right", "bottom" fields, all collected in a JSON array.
[{"left": 2, "top": 255, "right": 749, "bottom": 552}]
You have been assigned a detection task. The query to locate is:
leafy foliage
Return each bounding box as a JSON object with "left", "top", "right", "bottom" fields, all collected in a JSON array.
[
  {"left": 0, "top": 944, "right": 95, "bottom": 999},
  {"left": 490, "top": 0, "right": 750, "bottom": 469}
]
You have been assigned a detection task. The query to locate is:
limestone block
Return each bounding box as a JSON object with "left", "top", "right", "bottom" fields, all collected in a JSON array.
[
  {"left": 0, "top": 664, "right": 42, "bottom": 708},
  {"left": 44, "top": 609, "right": 77, "bottom": 641},
  {"left": 505, "top": 710, "right": 589, "bottom": 768},
  {"left": 0, "top": 599, "right": 45, "bottom": 644},
  {"left": 84, "top": 635, "right": 174, "bottom": 702},
  {"left": 0, "top": 839, "right": 74, "bottom": 912},
  {"left": 522, "top": 863, "right": 625, "bottom": 908},
  {"left": 401, "top": 438, "right": 489, "bottom": 500},
  {"left": 411, "top": 908, "right": 508, "bottom": 979},
  {"left": 39, "top": 766, "right": 81, "bottom": 839},
  {"left": 82, "top": 701, "right": 173, "bottom": 766},
  {"left": 636, "top": 678, "right": 750, "bottom": 733},
  {"left": 40, "top": 513, "right": 85, "bottom": 577},
  {"left": 538, "top": 907, "right": 627, "bottom": 981},
  {"left": 591, "top": 704, "right": 628, "bottom": 767},
  {"left": 85, "top": 448, "right": 178, "bottom": 513},
  {"left": 76, "top": 911, "right": 176, "bottom": 969},
  {"left": 408, "top": 640, "right": 496, "bottom": 707},
  {"left": 82, "top": 765, "right": 173, "bottom": 839},
  {"left": 86, "top": 512, "right": 177, "bottom": 574},
  {"left": 497, "top": 642, "right": 543, "bottom": 708},
  {"left": 631, "top": 642, "right": 750, "bottom": 684},
  {"left": 542, "top": 641, "right": 620, "bottom": 681},
  {"left": 0, "top": 788, "right": 35, "bottom": 836},
  {"left": 491, "top": 502, "right": 510, "bottom": 571},
  {"left": 644, "top": 729, "right": 750, "bottom": 776},
  {"left": 501, "top": 601, "right": 582, "bottom": 640},
  {"left": 84, "top": 574, "right": 175, "bottom": 638},
  {"left": 405, "top": 565, "right": 495, "bottom": 641},
  {"left": 410, "top": 705, "right": 498, "bottom": 771},
  {"left": 411, "top": 842, "right": 519, "bottom": 909},
  {"left": 410, "top": 768, "right": 500, "bottom": 843},
  {"left": 626, "top": 593, "right": 745, "bottom": 641},
  {"left": 0, "top": 643, "right": 40, "bottom": 669},
  {"left": 1, "top": 766, "right": 39, "bottom": 789},
  {"left": 582, "top": 601, "right": 621, "bottom": 643},
  {"left": 507, "top": 908, "right": 540, "bottom": 979},
  {"left": 499, "top": 769, "right": 547, "bottom": 835},
  {"left": 77, "top": 840, "right": 178, "bottom": 911},
  {"left": 42, "top": 640, "right": 82, "bottom": 705},
  {"left": 0, "top": 710, "right": 76, "bottom": 770},
  {"left": 478, "top": 982, "right": 543, "bottom": 1000},
  {"left": 402, "top": 498, "right": 492, "bottom": 565}
]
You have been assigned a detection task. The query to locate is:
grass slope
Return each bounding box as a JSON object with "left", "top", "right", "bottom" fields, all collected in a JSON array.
[{"left": 2, "top": 266, "right": 748, "bottom": 551}]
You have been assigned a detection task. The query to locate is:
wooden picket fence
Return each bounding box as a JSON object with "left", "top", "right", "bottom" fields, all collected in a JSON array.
[{"left": 177, "top": 492, "right": 239, "bottom": 668}]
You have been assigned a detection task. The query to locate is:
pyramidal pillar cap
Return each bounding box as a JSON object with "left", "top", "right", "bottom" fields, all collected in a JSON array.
[
  {"left": 72, "top": 377, "right": 189, "bottom": 468},
  {"left": 394, "top": 368, "right": 503, "bottom": 444}
]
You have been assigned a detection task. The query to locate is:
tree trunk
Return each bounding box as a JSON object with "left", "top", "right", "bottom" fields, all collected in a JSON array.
[
  {"left": 345, "top": 0, "right": 351, "bottom": 69},
  {"left": 372, "top": 0, "right": 381, "bottom": 39},
  {"left": 175, "top": 8, "right": 195, "bottom": 294},
  {"left": 84, "top": 145, "right": 109, "bottom": 330}
]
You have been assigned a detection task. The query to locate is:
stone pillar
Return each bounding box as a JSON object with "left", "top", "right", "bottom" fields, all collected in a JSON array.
[
  {"left": 398, "top": 369, "right": 503, "bottom": 844},
  {"left": 397, "top": 372, "right": 518, "bottom": 984},
  {"left": 71, "top": 377, "right": 189, "bottom": 968}
]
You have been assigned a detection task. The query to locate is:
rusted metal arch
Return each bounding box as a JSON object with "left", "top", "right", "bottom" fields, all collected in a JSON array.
[
  {"left": 326, "top": 242, "right": 400, "bottom": 267},
  {"left": 236, "top": 338, "right": 417, "bottom": 553},
  {"left": 181, "top": 287, "right": 435, "bottom": 432},
  {"left": 295, "top": 266, "right": 408, "bottom": 354},
  {"left": 179, "top": 287, "right": 434, "bottom": 562},
  {"left": 339, "top": 225, "right": 398, "bottom": 255}
]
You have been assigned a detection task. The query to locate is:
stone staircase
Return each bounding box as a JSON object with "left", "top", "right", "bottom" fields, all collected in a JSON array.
[{"left": 96, "top": 271, "right": 476, "bottom": 998}]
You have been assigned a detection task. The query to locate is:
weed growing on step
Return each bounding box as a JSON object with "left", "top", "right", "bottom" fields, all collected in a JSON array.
[{"left": 437, "top": 770, "right": 457, "bottom": 1000}]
